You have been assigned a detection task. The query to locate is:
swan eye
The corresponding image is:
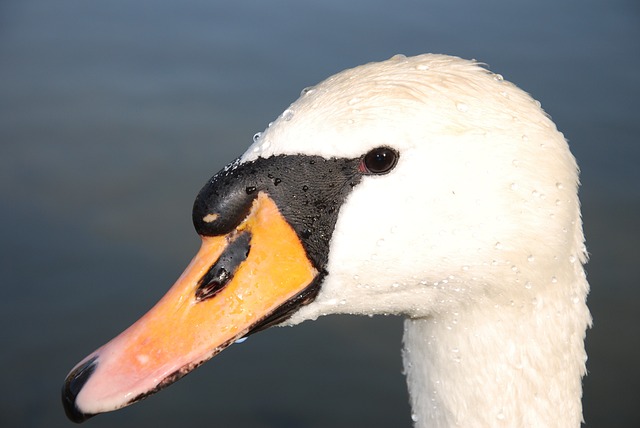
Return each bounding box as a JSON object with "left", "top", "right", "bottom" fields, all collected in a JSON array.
[{"left": 361, "top": 147, "right": 399, "bottom": 175}]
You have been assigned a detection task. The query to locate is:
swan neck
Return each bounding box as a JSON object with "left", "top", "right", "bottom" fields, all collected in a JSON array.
[{"left": 401, "top": 277, "right": 589, "bottom": 428}]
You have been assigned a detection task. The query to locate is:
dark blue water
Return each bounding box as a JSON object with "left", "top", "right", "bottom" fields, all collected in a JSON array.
[{"left": 1, "top": 1, "right": 638, "bottom": 426}]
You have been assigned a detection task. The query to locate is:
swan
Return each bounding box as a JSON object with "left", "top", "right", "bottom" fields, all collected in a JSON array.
[{"left": 63, "top": 54, "right": 590, "bottom": 427}]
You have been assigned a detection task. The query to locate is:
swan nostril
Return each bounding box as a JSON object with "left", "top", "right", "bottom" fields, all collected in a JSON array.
[{"left": 196, "top": 231, "right": 252, "bottom": 302}]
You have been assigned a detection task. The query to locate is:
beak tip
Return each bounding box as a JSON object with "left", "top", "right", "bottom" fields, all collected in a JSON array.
[
  {"left": 62, "top": 399, "right": 93, "bottom": 424},
  {"left": 62, "top": 356, "right": 98, "bottom": 423}
]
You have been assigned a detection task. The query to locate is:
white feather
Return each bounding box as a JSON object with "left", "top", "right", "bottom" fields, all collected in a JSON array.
[{"left": 245, "top": 54, "right": 590, "bottom": 427}]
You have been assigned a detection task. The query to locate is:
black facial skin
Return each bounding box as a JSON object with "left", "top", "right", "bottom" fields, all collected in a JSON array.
[{"left": 193, "top": 154, "right": 364, "bottom": 270}]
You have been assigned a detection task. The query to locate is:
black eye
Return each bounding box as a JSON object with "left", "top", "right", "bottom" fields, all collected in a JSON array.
[{"left": 361, "top": 147, "right": 399, "bottom": 175}]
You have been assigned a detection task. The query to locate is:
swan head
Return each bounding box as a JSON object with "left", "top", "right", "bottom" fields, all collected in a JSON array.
[
  {"left": 247, "top": 53, "right": 585, "bottom": 321},
  {"left": 63, "top": 54, "right": 588, "bottom": 422}
]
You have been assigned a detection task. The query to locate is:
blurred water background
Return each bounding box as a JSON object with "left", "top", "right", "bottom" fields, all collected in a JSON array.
[{"left": 1, "top": 0, "right": 638, "bottom": 427}]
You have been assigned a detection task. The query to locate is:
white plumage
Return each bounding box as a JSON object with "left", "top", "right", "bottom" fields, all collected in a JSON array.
[{"left": 246, "top": 54, "right": 591, "bottom": 427}]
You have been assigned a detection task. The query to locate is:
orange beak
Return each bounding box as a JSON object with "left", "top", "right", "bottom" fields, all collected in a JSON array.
[{"left": 63, "top": 193, "right": 318, "bottom": 421}]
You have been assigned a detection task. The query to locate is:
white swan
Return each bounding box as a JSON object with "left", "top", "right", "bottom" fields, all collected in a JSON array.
[{"left": 63, "top": 54, "right": 590, "bottom": 427}]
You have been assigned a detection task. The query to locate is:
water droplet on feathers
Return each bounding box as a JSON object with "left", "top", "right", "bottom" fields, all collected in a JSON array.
[{"left": 281, "top": 109, "right": 294, "bottom": 121}]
